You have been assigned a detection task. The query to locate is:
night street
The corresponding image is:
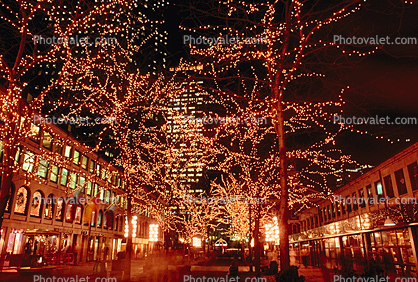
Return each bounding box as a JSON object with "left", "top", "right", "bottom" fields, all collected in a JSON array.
[{"left": 1, "top": 0, "right": 418, "bottom": 282}]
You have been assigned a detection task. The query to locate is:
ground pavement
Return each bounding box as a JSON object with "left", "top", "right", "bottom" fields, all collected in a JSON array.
[{"left": 0, "top": 255, "right": 333, "bottom": 282}]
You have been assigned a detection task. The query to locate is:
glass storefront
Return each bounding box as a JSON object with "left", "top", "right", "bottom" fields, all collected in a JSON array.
[
  {"left": 291, "top": 226, "right": 418, "bottom": 277},
  {"left": 324, "top": 237, "right": 341, "bottom": 270},
  {"left": 367, "top": 228, "right": 417, "bottom": 277},
  {"left": 6, "top": 229, "right": 24, "bottom": 254},
  {"left": 342, "top": 234, "right": 366, "bottom": 273}
]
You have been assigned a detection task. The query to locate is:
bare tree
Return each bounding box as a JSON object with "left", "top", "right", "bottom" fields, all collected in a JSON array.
[
  {"left": 0, "top": 0, "right": 149, "bottom": 230},
  {"left": 177, "top": 0, "right": 402, "bottom": 271}
]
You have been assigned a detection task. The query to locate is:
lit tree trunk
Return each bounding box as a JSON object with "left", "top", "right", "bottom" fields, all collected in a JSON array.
[
  {"left": 240, "top": 240, "right": 245, "bottom": 262},
  {"left": 125, "top": 193, "right": 133, "bottom": 281},
  {"left": 0, "top": 173, "right": 13, "bottom": 229},
  {"left": 273, "top": 88, "right": 290, "bottom": 271},
  {"left": 254, "top": 207, "right": 261, "bottom": 277},
  {"left": 0, "top": 91, "right": 23, "bottom": 230},
  {"left": 248, "top": 203, "right": 253, "bottom": 272}
]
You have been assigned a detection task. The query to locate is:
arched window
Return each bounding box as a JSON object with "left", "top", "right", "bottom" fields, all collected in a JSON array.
[
  {"left": 44, "top": 194, "right": 54, "bottom": 219},
  {"left": 14, "top": 186, "right": 29, "bottom": 215},
  {"left": 30, "top": 190, "right": 44, "bottom": 217},
  {"left": 65, "top": 198, "right": 76, "bottom": 222},
  {"left": 66, "top": 201, "right": 75, "bottom": 223},
  {"left": 55, "top": 197, "right": 65, "bottom": 221},
  {"left": 75, "top": 205, "right": 83, "bottom": 224},
  {"left": 97, "top": 210, "right": 103, "bottom": 228}
]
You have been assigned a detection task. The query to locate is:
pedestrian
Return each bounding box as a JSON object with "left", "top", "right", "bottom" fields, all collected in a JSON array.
[{"left": 33, "top": 241, "right": 38, "bottom": 256}]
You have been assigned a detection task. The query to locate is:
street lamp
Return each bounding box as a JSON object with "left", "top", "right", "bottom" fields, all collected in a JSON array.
[
  {"left": 384, "top": 216, "right": 396, "bottom": 226},
  {"left": 124, "top": 215, "right": 138, "bottom": 238},
  {"left": 149, "top": 224, "right": 159, "bottom": 242},
  {"left": 265, "top": 216, "right": 279, "bottom": 245}
]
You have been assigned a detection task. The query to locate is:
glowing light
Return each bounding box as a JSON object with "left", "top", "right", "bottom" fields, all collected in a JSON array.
[{"left": 149, "top": 224, "right": 159, "bottom": 242}]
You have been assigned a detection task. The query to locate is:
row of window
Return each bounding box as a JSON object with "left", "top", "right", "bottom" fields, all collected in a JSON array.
[
  {"left": 27, "top": 124, "right": 124, "bottom": 188},
  {"left": 302, "top": 162, "right": 418, "bottom": 231},
  {"left": 19, "top": 150, "right": 124, "bottom": 203},
  {"left": 5, "top": 186, "right": 148, "bottom": 236}
]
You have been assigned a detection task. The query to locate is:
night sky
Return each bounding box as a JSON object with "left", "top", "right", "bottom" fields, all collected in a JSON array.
[{"left": 162, "top": 0, "right": 418, "bottom": 167}]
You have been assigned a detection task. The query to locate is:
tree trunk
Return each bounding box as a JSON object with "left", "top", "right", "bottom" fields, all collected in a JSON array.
[
  {"left": 248, "top": 203, "right": 253, "bottom": 272},
  {"left": 254, "top": 208, "right": 261, "bottom": 277},
  {"left": 240, "top": 240, "right": 245, "bottom": 261},
  {"left": 0, "top": 136, "right": 19, "bottom": 230},
  {"left": 273, "top": 90, "right": 290, "bottom": 271},
  {"left": 0, "top": 85, "right": 25, "bottom": 231},
  {"left": 125, "top": 194, "right": 133, "bottom": 281},
  {"left": 0, "top": 172, "right": 13, "bottom": 230}
]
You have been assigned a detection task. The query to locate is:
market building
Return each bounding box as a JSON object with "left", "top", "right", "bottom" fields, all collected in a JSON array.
[
  {"left": 291, "top": 142, "right": 418, "bottom": 277},
  {"left": 0, "top": 119, "right": 163, "bottom": 268}
]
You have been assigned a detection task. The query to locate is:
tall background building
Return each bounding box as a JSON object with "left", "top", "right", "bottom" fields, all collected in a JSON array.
[{"left": 165, "top": 65, "right": 209, "bottom": 215}]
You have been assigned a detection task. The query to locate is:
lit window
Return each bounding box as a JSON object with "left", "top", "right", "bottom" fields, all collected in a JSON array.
[
  {"left": 64, "top": 145, "right": 72, "bottom": 158},
  {"left": 61, "top": 168, "right": 69, "bottom": 186},
  {"left": 29, "top": 124, "right": 41, "bottom": 142},
  {"left": 81, "top": 155, "right": 88, "bottom": 169},
  {"left": 44, "top": 194, "right": 54, "bottom": 219},
  {"left": 42, "top": 132, "right": 53, "bottom": 150},
  {"left": 50, "top": 166, "right": 59, "bottom": 183},
  {"left": 56, "top": 198, "right": 64, "bottom": 221},
  {"left": 30, "top": 191, "right": 43, "bottom": 217},
  {"left": 22, "top": 151, "right": 34, "bottom": 172},
  {"left": 73, "top": 150, "right": 80, "bottom": 165},
  {"left": 37, "top": 159, "right": 48, "bottom": 178},
  {"left": 69, "top": 173, "right": 77, "bottom": 189},
  {"left": 14, "top": 187, "right": 28, "bottom": 215}
]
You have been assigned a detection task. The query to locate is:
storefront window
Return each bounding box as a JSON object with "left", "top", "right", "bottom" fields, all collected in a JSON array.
[
  {"left": 323, "top": 238, "right": 341, "bottom": 269},
  {"left": 6, "top": 229, "right": 24, "bottom": 254},
  {"left": 368, "top": 229, "right": 416, "bottom": 277}
]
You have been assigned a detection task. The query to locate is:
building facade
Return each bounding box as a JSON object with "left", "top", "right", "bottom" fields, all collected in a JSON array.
[
  {"left": 0, "top": 120, "right": 162, "bottom": 268},
  {"left": 292, "top": 142, "right": 418, "bottom": 277},
  {"left": 166, "top": 67, "right": 208, "bottom": 216}
]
